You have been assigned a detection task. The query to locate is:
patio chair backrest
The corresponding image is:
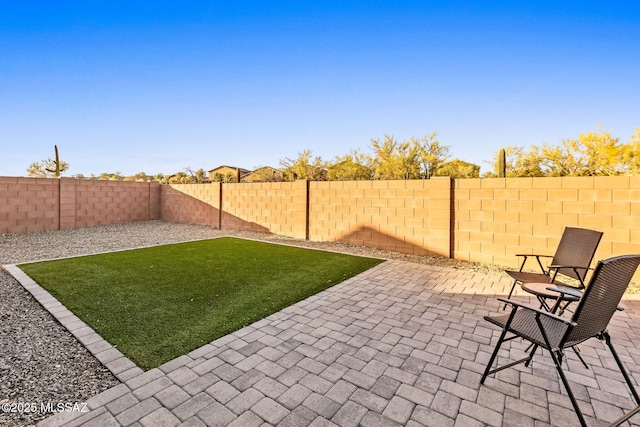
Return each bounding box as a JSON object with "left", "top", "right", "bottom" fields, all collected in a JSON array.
[
  {"left": 566, "top": 255, "right": 640, "bottom": 345},
  {"left": 551, "top": 227, "right": 603, "bottom": 282}
]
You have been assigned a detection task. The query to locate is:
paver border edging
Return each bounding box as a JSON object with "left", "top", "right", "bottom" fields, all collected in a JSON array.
[{"left": 3, "top": 264, "right": 144, "bottom": 383}]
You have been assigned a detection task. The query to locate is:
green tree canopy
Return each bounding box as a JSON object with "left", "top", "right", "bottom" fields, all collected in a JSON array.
[
  {"left": 485, "top": 127, "right": 635, "bottom": 178},
  {"left": 369, "top": 134, "right": 451, "bottom": 180},
  {"left": 539, "top": 128, "right": 623, "bottom": 176},
  {"left": 185, "top": 167, "right": 207, "bottom": 183},
  {"left": 370, "top": 135, "right": 420, "bottom": 180},
  {"left": 436, "top": 159, "right": 480, "bottom": 178},
  {"left": 623, "top": 127, "right": 640, "bottom": 175},
  {"left": 279, "top": 150, "right": 327, "bottom": 181},
  {"left": 412, "top": 133, "right": 450, "bottom": 179},
  {"left": 485, "top": 146, "right": 544, "bottom": 177},
  {"left": 327, "top": 149, "right": 373, "bottom": 181}
]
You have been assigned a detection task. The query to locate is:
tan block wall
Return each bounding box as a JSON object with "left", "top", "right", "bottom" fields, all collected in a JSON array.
[
  {"left": 221, "top": 181, "right": 307, "bottom": 238},
  {"left": 309, "top": 178, "right": 452, "bottom": 257},
  {"left": 160, "top": 183, "right": 221, "bottom": 228},
  {"left": 0, "top": 176, "right": 60, "bottom": 233},
  {"left": 3, "top": 175, "right": 639, "bottom": 280},
  {"left": 59, "top": 178, "right": 75, "bottom": 229},
  {"left": 454, "top": 176, "right": 640, "bottom": 270},
  {"left": 73, "top": 179, "right": 160, "bottom": 228},
  {"left": 0, "top": 177, "right": 160, "bottom": 234}
]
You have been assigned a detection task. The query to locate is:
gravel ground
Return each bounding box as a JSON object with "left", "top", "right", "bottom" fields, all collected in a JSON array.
[{"left": 0, "top": 221, "right": 635, "bottom": 426}]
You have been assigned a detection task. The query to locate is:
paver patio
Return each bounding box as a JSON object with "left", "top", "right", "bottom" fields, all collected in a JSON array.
[{"left": 6, "top": 259, "right": 640, "bottom": 427}]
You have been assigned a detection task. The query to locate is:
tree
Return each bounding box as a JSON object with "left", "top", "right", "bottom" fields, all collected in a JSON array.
[
  {"left": 412, "top": 133, "right": 450, "bottom": 178},
  {"left": 279, "top": 150, "right": 327, "bottom": 181},
  {"left": 370, "top": 135, "right": 420, "bottom": 180},
  {"left": 94, "top": 172, "right": 124, "bottom": 181},
  {"left": 152, "top": 173, "right": 169, "bottom": 184},
  {"left": 327, "top": 149, "right": 373, "bottom": 180},
  {"left": 436, "top": 159, "right": 480, "bottom": 178},
  {"left": 484, "top": 146, "right": 544, "bottom": 178},
  {"left": 168, "top": 172, "right": 193, "bottom": 184},
  {"left": 580, "top": 128, "right": 625, "bottom": 176},
  {"left": 210, "top": 172, "right": 236, "bottom": 183},
  {"left": 124, "top": 172, "right": 151, "bottom": 182},
  {"left": 27, "top": 145, "right": 69, "bottom": 178},
  {"left": 623, "top": 127, "right": 640, "bottom": 175},
  {"left": 185, "top": 167, "right": 207, "bottom": 183},
  {"left": 483, "top": 127, "right": 631, "bottom": 177},
  {"left": 242, "top": 167, "right": 284, "bottom": 182},
  {"left": 540, "top": 128, "right": 623, "bottom": 176},
  {"left": 369, "top": 133, "right": 449, "bottom": 180},
  {"left": 514, "top": 147, "right": 545, "bottom": 177}
]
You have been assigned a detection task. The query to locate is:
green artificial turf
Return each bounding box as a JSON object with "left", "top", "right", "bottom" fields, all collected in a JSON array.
[{"left": 19, "top": 237, "right": 383, "bottom": 370}]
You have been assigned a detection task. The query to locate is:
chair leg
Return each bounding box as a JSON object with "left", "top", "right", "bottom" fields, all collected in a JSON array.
[
  {"left": 523, "top": 343, "right": 587, "bottom": 369},
  {"left": 571, "top": 345, "right": 589, "bottom": 369},
  {"left": 482, "top": 309, "right": 519, "bottom": 383},
  {"left": 602, "top": 331, "right": 640, "bottom": 405},
  {"left": 525, "top": 343, "right": 539, "bottom": 367},
  {"left": 549, "top": 348, "right": 588, "bottom": 427},
  {"left": 504, "top": 280, "right": 519, "bottom": 310},
  {"left": 534, "top": 314, "right": 587, "bottom": 426},
  {"left": 481, "top": 325, "right": 509, "bottom": 384},
  {"left": 600, "top": 330, "right": 640, "bottom": 426}
]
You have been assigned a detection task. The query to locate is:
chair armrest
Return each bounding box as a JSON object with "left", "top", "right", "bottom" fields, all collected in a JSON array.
[
  {"left": 497, "top": 298, "right": 577, "bottom": 326},
  {"left": 514, "top": 254, "right": 552, "bottom": 273},
  {"left": 547, "top": 264, "right": 591, "bottom": 287},
  {"left": 515, "top": 254, "right": 552, "bottom": 258},
  {"left": 548, "top": 264, "right": 591, "bottom": 271}
]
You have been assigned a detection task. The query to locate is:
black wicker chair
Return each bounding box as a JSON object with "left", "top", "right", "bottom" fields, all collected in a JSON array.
[
  {"left": 505, "top": 227, "right": 603, "bottom": 312},
  {"left": 482, "top": 255, "right": 640, "bottom": 427}
]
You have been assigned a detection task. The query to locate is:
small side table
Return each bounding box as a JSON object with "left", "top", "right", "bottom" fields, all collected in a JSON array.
[
  {"left": 520, "top": 282, "right": 581, "bottom": 314},
  {"left": 519, "top": 282, "right": 586, "bottom": 367}
]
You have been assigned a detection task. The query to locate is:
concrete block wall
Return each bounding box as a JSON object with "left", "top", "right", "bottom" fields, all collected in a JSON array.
[
  {"left": 221, "top": 181, "right": 308, "bottom": 238},
  {"left": 73, "top": 179, "right": 160, "bottom": 228},
  {"left": 454, "top": 176, "right": 640, "bottom": 270},
  {"left": 3, "top": 175, "right": 640, "bottom": 278},
  {"left": 0, "top": 176, "right": 60, "bottom": 233},
  {"left": 160, "top": 183, "right": 221, "bottom": 228},
  {"left": 0, "top": 177, "right": 160, "bottom": 234},
  {"left": 308, "top": 178, "right": 452, "bottom": 257}
]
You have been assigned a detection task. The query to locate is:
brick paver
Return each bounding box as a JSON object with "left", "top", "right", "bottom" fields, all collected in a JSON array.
[{"left": 7, "top": 260, "right": 640, "bottom": 427}]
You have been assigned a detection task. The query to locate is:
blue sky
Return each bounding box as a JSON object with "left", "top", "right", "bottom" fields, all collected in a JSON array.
[{"left": 2, "top": 1, "right": 639, "bottom": 177}]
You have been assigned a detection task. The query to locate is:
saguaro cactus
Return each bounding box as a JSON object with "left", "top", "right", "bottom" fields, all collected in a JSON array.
[
  {"left": 45, "top": 145, "right": 62, "bottom": 178},
  {"left": 497, "top": 148, "right": 506, "bottom": 178}
]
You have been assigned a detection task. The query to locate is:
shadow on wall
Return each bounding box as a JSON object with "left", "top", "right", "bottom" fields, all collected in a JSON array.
[
  {"left": 160, "top": 186, "right": 270, "bottom": 233},
  {"left": 221, "top": 211, "right": 271, "bottom": 233},
  {"left": 337, "top": 225, "right": 441, "bottom": 257},
  {"left": 162, "top": 187, "right": 440, "bottom": 254},
  {"left": 160, "top": 186, "right": 219, "bottom": 227}
]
